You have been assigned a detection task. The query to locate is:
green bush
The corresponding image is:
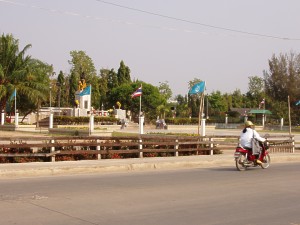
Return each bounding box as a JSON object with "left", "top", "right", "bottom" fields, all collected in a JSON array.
[{"left": 53, "top": 116, "right": 119, "bottom": 125}]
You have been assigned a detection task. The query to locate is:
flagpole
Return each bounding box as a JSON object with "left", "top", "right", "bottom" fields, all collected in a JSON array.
[
  {"left": 288, "top": 95, "right": 292, "bottom": 135},
  {"left": 14, "top": 88, "right": 16, "bottom": 116},
  {"left": 198, "top": 93, "right": 204, "bottom": 135},
  {"left": 197, "top": 94, "right": 201, "bottom": 135},
  {"left": 139, "top": 94, "right": 142, "bottom": 116},
  {"left": 90, "top": 84, "right": 92, "bottom": 111},
  {"left": 89, "top": 84, "right": 92, "bottom": 136},
  {"left": 139, "top": 84, "right": 143, "bottom": 134},
  {"left": 139, "top": 84, "right": 142, "bottom": 116}
]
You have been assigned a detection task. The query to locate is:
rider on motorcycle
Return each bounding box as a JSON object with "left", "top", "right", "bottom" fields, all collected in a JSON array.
[{"left": 240, "top": 120, "right": 266, "bottom": 164}]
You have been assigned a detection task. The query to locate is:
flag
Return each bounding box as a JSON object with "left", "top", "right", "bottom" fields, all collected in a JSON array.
[
  {"left": 296, "top": 100, "right": 300, "bottom": 106},
  {"left": 9, "top": 89, "right": 16, "bottom": 101},
  {"left": 259, "top": 98, "right": 265, "bottom": 109},
  {"left": 131, "top": 86, "right": 142, "bottom": 98},
  {"left": 79, "top": 85, "right": 91, "bottom": 96},
  {"left": 189, "top": 81, "right": 205, "bottom": 95},
  {"left": 6, "top": 89, "right": 16, "bottom": 113}
]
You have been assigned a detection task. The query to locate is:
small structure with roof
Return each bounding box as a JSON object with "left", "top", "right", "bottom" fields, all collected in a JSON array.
[{"left": 249, "top": 109, "right": 272, "bottom": 126}]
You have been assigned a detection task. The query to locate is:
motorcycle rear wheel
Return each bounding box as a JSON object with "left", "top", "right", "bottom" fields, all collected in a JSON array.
[
  {"left": 235, "top": 154, "right": 247, "bottom": 171},
  {"left": 260, "top": 154, "right": 271, "bottom": 169}
]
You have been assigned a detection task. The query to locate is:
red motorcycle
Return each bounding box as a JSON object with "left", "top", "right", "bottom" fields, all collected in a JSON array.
[{"left": 234, "top": 140, "right": 270, "bottom": 171}]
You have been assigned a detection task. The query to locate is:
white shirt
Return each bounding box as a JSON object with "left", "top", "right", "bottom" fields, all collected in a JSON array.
[{"left": 240, "top": 127, "right": 266, "bottom": 148}]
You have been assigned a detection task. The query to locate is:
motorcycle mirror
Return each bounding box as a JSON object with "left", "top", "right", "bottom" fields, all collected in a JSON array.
[{"left": 264, "top": 133, "right": 270, "bottom": 138}]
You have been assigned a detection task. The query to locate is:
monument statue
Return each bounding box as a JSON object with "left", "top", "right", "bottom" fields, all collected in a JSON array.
[{"left": 78, "top": 71, "right": 87, "bottom": 91}]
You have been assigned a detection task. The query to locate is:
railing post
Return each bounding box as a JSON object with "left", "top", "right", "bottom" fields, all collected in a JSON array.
[
  {"left": 89, "top": 114, "right": 94, "bottom": 136},
  {"left": 209, "top": 137, "right": 213, "bottom": 155},
  {"left": 1, "top": 111, "right": 5, "bottom": 125},
  {"left": 175, "top": 139, "right": 179, "bottom": 157},
  {"left": 96, "top": 139, "right": 101, "bottom": 159},
  {"left": 49, "top": 112, "right": 53, "bottom": 129},
  {"left": 15, "top": 112, "right": 19, "bottom": 128},
  {"left": 139, "top": 138, "right": 143, "bottom": 158},
  {"left": 51, "top": 139, "right": 55, "bottom": 162},
  {"left": 291, "top": 135, "right": 295, "bottom": 153}
]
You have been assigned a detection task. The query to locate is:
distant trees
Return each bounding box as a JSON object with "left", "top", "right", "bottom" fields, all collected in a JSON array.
[
  {"left": 264, "top": 52, "right": 300, "bottom": 104},
  {"left": 3, "top": 33, "right": 300, "bottom": 125},
  {"left": 264, "top": 52, "right": 300, "bottom": 123}
]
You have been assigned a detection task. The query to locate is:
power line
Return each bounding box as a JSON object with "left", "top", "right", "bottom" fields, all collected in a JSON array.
[
  {"left": 95, "top": 0, "right": 300, "bottom": 41},
  {"left": 1, "top": 0, "right": 299, "bottom": 40}
]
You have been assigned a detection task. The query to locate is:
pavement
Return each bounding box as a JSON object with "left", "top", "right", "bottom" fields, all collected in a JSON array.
[
  {"left": 1, "top": 151, "right": 300, "bottom": 178},
  {"left": 1, "top": 126, "right": 300, "bottom": 178}
]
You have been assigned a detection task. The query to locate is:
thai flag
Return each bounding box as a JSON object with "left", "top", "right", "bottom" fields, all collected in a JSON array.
[
  {"left": 259, "top": 99, "right": 265, "bottom": 109},
  {"left": 131, "top": 86, "right": 142, "bottom": 98}
]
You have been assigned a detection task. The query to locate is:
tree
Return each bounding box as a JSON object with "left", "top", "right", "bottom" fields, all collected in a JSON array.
[
  {"left": 188, "top": 78, "right": 204, "bottom": 117},
  {"left": 175, "top": 94, "right": 189, "bottom": 117},
  {"left": 158, "top": 81, "right": 172, "bottom": 101},
  {"left": 117, "top": 60, "right": 131, "bottom": 84},
  {"left": 68, "top": 50, "right": 97, "bottom": 82},
  {"left": 68, "top": 50, "right": 100, "bottom": 108},
  {"left": 156, "top": 104, "right": 170, "bottom": 119},
  {"left": 209, "top": 91, "right": 227, "bottom": 116},
  {"left": 56, "top": 71, "right": 66, "bottom": 108},
  {"left": 17, "top": 59, "right": 52, "bottom": 120},
  {"left": 231, "top": 89, "right": 245, "bottom": 108},
  {"left": 108, "top": 82, "right": 165, "bottom": 121},
  {"left": 68, "top": 71, "right": 77, "bottom": 107},
  {"left": 264, "top": 52, "right": 300, "bottom": 123},
  {"left": 98, "top": 68, "right": 109, "bottom": 110},
  {"left": 247, "top": 76, "right": 265, "bottom": 108},
  {"left": 264, "top": 52, "right": 300, "bottom": 104},
  {"left": 107, "top": 68, "right": 118, "bottom": 90},
  {"left": 0, "top": 33, "right": 52, "bottom": 121},
  {"left": 0, "top": 33, "right": 32, "bottom": 112}
]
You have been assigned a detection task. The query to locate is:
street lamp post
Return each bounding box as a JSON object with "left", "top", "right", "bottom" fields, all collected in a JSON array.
[
  {"left": 57, "top": 82, "right": 64, "bottom": 116},
  {"left": 49, "top": 86, "right": 52, "bottom": 109},
  {"left": 58, "top": 84, "right": 61, "bottom": 115}
]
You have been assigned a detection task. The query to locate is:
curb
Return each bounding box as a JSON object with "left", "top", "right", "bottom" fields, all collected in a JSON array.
[{"left": 1, "top": 153, "right": 300, "bottom": 178}]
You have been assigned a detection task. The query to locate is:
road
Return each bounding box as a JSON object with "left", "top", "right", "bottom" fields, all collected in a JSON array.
[{"left": 1, "top": 163, "right": 300, "bottom": 225}]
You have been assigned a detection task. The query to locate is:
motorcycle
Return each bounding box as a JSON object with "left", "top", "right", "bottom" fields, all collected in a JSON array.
[{"left": 234, "top": 139, "right": 270, "bottom": 171}]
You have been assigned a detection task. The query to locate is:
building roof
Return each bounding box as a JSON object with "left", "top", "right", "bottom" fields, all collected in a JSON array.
[{"left": 249, "top": 109, "right": 272, "bottom": 115}]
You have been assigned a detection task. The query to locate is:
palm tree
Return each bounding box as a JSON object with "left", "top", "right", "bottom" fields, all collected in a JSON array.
[
  {"left": 0, "top": 33, "right": 52, "bottom": 120},
  {"left": 156, "top": 104, "right": 170, "bottom": 119},
  {"left": 17, "top": 59, "right": 52, "bottom": 120},
  {"left": 0, "top": 33, "right": 32, "bottom": 112}
]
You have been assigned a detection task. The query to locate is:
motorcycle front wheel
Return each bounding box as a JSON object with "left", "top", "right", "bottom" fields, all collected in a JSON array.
[
  {"left": 235, "top": 154, "right": 247, "bottom": 171},
  {"left": 260, "top": 154, "right": 271, "bottom": 169}
]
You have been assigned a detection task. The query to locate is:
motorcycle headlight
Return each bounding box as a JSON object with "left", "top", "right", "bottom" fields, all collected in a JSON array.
[{"left": 264, "top": 141, "right": 270, "bottom": 149}]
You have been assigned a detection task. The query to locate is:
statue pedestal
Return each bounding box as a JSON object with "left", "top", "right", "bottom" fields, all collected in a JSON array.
[{"left": 74, "top": 87, "right": 91, "bottom": 117}]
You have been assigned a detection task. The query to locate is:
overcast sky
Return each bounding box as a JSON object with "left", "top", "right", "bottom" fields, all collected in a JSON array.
[{"left": 1, "top": 0, "right": 300, "bottom": 97}]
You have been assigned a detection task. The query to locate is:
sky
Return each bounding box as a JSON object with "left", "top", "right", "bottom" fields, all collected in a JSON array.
[{"left": 1, "top": 0, "right": 300, "bottom": 97}]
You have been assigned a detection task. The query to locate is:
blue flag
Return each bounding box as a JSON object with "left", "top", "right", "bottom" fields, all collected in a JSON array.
[
  {"left": 9, "top": 89, "right": 16, "bottom": 101},
  {"left": 189, "top": 81, "right": 205, "bottom": 95},
  {"left": 79, "top": 85, "right": 91, "bottom": 96}
]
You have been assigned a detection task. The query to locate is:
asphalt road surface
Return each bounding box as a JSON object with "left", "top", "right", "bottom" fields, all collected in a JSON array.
[{"left": 1, "top": 163, "right": 300, "bottom": 225}]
